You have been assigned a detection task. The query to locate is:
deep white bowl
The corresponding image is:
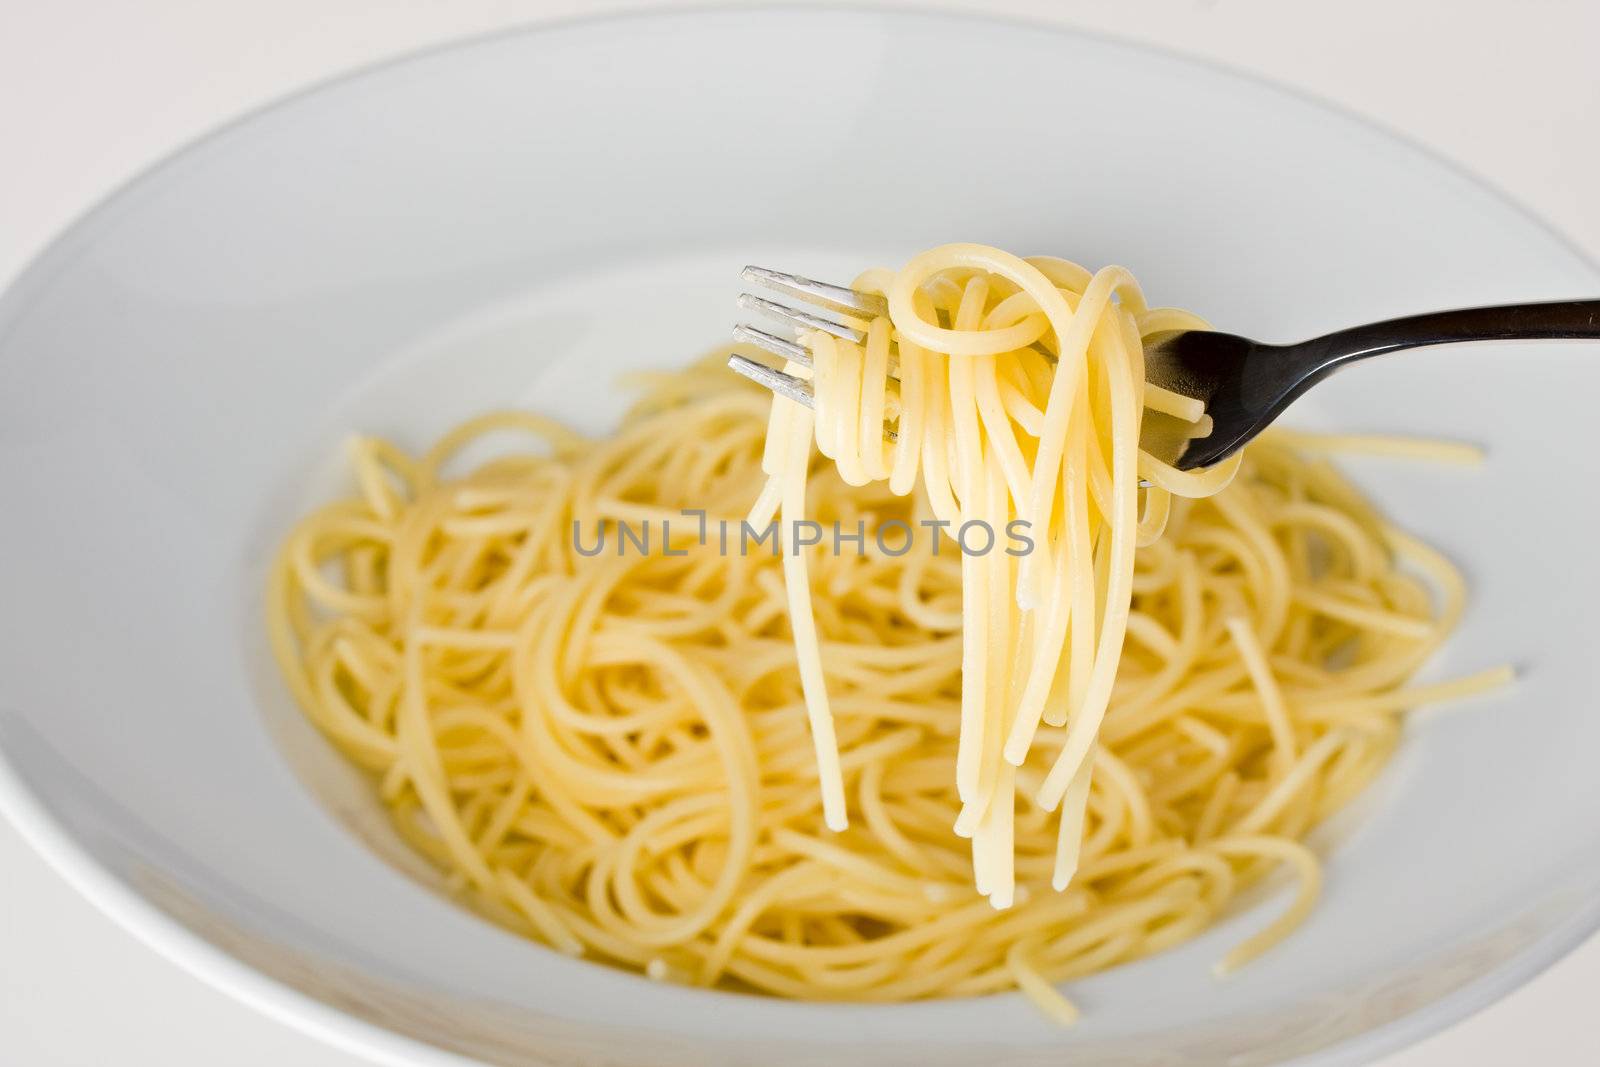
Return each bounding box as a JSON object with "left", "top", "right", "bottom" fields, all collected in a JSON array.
[{"left": 3, "top": 8, "right": 1599, "bottom": 1066}]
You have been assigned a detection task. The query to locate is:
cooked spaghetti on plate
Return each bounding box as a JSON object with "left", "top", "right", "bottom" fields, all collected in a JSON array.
[{"left": 268, "top": 244, "right": 1505, "bottom": 1022}]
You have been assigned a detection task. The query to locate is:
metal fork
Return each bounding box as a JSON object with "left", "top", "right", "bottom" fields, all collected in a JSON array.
[{"left": 728, "top": 265, "right": 1600, "bottom": 470}]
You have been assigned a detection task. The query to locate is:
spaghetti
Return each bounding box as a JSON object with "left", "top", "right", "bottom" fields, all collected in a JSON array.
[{"left": 269, "top": 247, "right": 1503, "bottom": 1020}]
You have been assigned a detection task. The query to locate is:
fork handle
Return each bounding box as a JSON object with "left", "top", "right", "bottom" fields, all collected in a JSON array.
[
  {"left": 1176, "top": 299, "right": 1600, "bottom": 469},
  {"left": 1293, "top": 299, "right": 1600, "bottom": 369}
]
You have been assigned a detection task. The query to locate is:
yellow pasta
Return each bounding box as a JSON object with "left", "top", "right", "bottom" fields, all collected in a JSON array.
[{"left": 269, "top": 245, "right": 1502, "bottom": 1023}]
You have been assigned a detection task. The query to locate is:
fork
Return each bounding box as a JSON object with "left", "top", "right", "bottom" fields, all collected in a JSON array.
[{"left": 728, "top": 265, "right": 1600, "bottom": 470}]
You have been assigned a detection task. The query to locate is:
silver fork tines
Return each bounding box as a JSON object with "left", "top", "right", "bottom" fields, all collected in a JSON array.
[
  {"left": 728, "top": 354, "right": 815, "bottom": 407},
  {"left": 732, "top": 324, "right": 812, "bottom": 367},
  {"left": 740, "top": 265, "right": 889, "bottom": 319},
  {"left": 738, "top": 293, "right": 867, "bottom": 345},
  {"left": 728, "top": 354, "right": 901, "bottom": 442},
  {"left": 736, "top": 267, "right": 903, "bottom": 379},
  {"left": 732, "top": 266, "right": 901, "bottom": 433}
]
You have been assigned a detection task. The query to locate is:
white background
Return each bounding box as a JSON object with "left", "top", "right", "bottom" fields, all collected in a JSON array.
[{"left": 2, "top": 2, "right": 1598, "bottom": 1064}]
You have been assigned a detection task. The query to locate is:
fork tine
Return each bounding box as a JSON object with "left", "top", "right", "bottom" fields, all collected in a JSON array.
[
  {"left": 738, "top": 293, "right": 867, "bottom": 345},
  {"left": 735, "top": 317, "right": 904, "bottom": 379},
  {"left": 728, "top": 354, "right": 901, "bottom": 441},
  {"left": 732, "top": 324, "right": 812, "bottom": 367},
  {"left": 741, "top": 266, "right": 889, "bottom": 319},
  {"left": 728, "top": 355, "right": 815, "bottom": 407}
]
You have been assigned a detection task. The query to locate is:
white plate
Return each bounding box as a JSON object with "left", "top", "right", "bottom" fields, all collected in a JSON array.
[{"left": 2, "top": 8, "right": 1598, "bottom": 1066}]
